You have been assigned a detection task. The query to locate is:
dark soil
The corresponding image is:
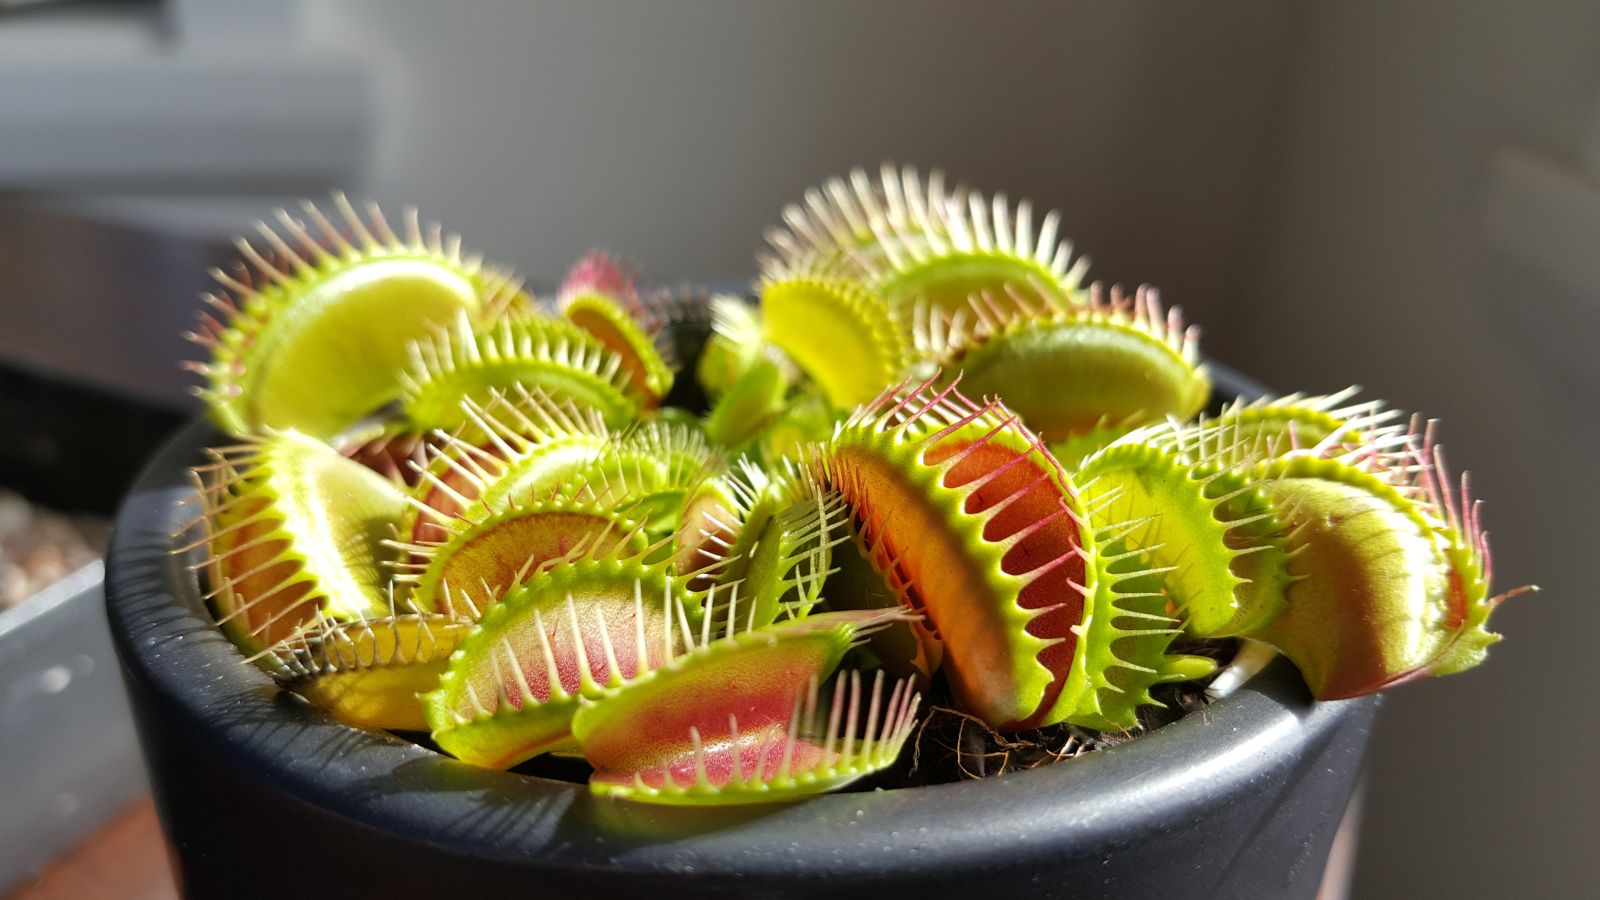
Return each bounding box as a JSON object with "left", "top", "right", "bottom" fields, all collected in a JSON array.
[{"left": 885, "top": 636, "right": 1236, "bottom": 787}]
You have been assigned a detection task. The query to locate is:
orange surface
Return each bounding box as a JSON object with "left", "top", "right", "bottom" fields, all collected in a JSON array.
[{"left": 6, "top": 798, "right": 176, "bottom": 900}]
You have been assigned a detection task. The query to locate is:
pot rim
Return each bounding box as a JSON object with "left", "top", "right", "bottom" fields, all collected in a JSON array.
[{"left": 105, "top": 363, "right": 1379, "bottom": 883}]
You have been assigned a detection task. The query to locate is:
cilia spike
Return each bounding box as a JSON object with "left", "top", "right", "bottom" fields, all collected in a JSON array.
[{"left": 1149, "top": 387, "right": 1409, "bottom": 472}]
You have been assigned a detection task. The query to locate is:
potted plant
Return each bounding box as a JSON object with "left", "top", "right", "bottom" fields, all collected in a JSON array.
[{"left": 106, "top": 166, "right": 1517, "bottom": 898}]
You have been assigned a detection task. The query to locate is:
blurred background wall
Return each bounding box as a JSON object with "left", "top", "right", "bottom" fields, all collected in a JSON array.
[
  {"left": 2, "top": 1, "right": 1593, "bottom": 896},
  {"left": 4, "top": 0, "right": 1300, "bottom": 322},
  {"left": 1240, "top": 4, "right": 1600, "bottom": 897}
]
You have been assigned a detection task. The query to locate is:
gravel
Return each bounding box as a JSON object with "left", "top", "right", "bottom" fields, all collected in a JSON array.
[{"left": 0, "top": 488, "right": 110, "bottom": 611}]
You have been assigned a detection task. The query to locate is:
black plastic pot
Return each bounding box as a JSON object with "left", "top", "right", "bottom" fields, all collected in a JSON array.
[{"left": 106, "top": 365, "right": 1379, "bottom": 900}]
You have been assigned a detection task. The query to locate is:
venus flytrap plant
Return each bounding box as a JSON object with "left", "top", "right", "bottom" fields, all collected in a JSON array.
[
  {"left": 673, "top": 458, "right": 846, "bottom": 629},
  {"left": 391, "top": 489, "right": 648, "bottom": 619},
  {"left": 917, "top": 281, "right": 1211, "bottom": 462},
  {"left": 178, "top": 167, "right": 1528, "bottom": 807},
  {"left": 731, "top": 481, "right": 852, "bottom": 626},
  {"left": 758, "top": 162, "right": 955, "bottom": 279},
  {"left": 673, "top": 460, "right": 770, "bottom": 592},
  {"left": 1247, "top": 422, "right": 1516, "bottom": 699},
  {"left": 185, "top": 196, "right": 525, "bottom": 440},
  {"left": 673, "top": 457, "right": 809, "bottom": 591},
  {"left": 1116, "top": 399, "right": 1524, "bottom": 698},
  {"left": 395, "top": 415, "right": 710, "bottom": 614},
  {"left": 696, "top": 295, "right": 769, "bottom": 397},
  {"left": 556, "top": 250, "right": 676, "bottom": 406},
  {"left": 759, "top": 260, "right": 911, "bottom": 409},
  {"left": 865, "top": 187, "right": 1090, "bottom": 330},
  {"left": 187, "top": 430, "right": 406, "bottom": 659},
  {"left": 571, "top": 604, "right": 918, "bottom": 804},
  {"left": 1075, "top": 426, "right": 1294, "bottom": 638},
  {"left": 578, "top": 420, "right": 722, "bottom": 535},
  {"left": 817, "top": 374, "right": 1212, "bottom": 732},
  {"left": 758, "top": 171, "right": 1100, "bottom": 419},
  {"left": 702, "top": 354, "right": 790, "bottom": 451},
  {"left": 398, "top": 385, "right": 613, "bottom": 547},
  {"left": 264, "top": 613, "right": 472, "bottom": 731},
  {"left": 399, "top": 311, "right": 638, "bottom": 431},
  {"left": 422, "top": 535, "right": 687, "bottom": 769}
]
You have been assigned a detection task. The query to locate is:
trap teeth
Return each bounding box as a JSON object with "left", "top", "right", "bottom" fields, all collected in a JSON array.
[
  {"left": 819, "top": 375, "right": 1200, "bottom": 732},
  {"left": 557, "top": 250, "right": 676, "bottom": 405},
  {"left": 190, "top": 429, "right": 407, "bottom": 659},
  {"left": 399, "top": 311, "right": 638, "bottom": 432},
  {"left": 1246, "top": 431, "right": 1509, "bottom": 700},
  {"left": 269, "top": 614, "right": 471, "bottom": 731},
  {"left": 760, "top": 162, "right": 956, "bottom": 280},
  {"left": 423, "top": 559, "right": 685, "bottom": 770},
  {"left": 572, "top": 611, "right": 917, "bottom": 805},
  {"left": 918, "top": 281, "right": 1210, "bottom": 443},
  {"left": 868, "top": 186, "right": 1089, "bottom": 328},
  {"left": 191, "top": 197, "right": 526, "bottom": 439}
]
